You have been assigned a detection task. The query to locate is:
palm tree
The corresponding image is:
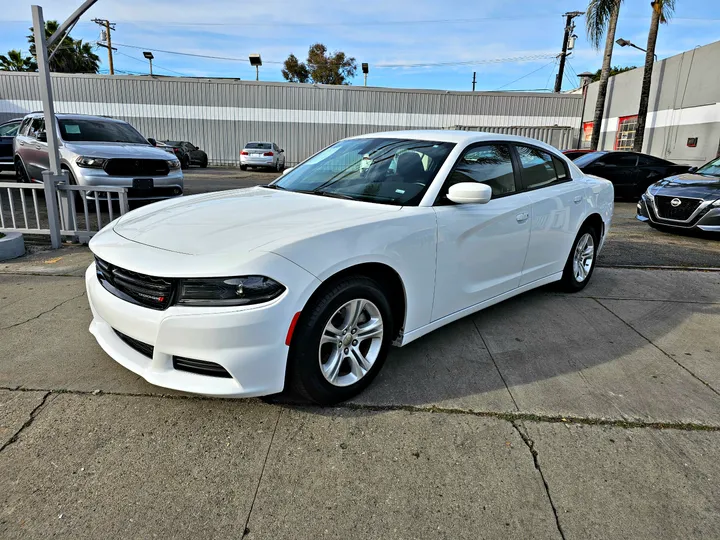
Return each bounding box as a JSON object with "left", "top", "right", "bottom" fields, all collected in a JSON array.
[
  {"left": 27, "top": 20, "right": 100, "bottom": 74},
  {"left": 586, "top": 0, "right": 623, "bottom": 151},
  {"left": 633, "top": 0, "right": 676, "bottom": 152},
  {"left": 0, "top": 49, "right": 37, "bottom": 72}
]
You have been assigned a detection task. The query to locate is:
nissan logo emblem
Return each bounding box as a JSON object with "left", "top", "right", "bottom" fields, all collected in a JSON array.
[{"left": 670, "top": 198, "right": 682, "bottom": 207}]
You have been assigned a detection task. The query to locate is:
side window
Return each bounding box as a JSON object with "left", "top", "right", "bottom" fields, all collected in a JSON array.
[
  {"left": 599, "top": 153, "right": 638, "bottom": 167},
  {"left": 637, "top": 155, "right": 668, "bottom": 167},
  {"left": 28, "top": 118, "right": 44, "bottom": 138},
  {"left": 515, "top": 145, "right": 561, "bottom": 189},
  {"left": 444, "top": 144, "right": 516, "bottom": 199},
  {"left": 19, "top": 118, "right": 32, "bottom": 136},
  {"left": 552, "top": 157, "right": 569, "bottom": 180}
]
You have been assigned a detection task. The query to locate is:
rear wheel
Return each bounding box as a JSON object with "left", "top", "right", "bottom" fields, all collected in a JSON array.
[
  {"left": 200, "top": 155, "right": 208, "bottom": 168},
  {"left": 15, "top": 158, "right": 29, "bottom": 183},
  {"left": 240, "top": 165, "right": 247, "bottom": 171},
  {"left": 560, "top": 225, "right": 598, "bottom": 292},
  {"left": 287, "top": 276, "right": 393, "bottom": 405}
]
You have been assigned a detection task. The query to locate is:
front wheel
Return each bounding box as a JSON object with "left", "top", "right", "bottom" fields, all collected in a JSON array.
[
  {"left": 200, "top": 156, "right": 208, "bottom": 168},
  {"left": 560, "top": 225, "right": 598, "bottom": 292},
  {"left": 15, "top": 158, "right": 29, "bottom": 183},
  {"left": 181, "top": 156, "right": 190, "bottom": 170},
  {"left": 287, "top": 277, "right": 393, "bottom": 405},
  {"left": 240, "top": 165, "right": 247, "bottom": 171}
]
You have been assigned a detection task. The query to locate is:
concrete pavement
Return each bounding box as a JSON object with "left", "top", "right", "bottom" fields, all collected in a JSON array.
[{"left": 1, "top": 266, "right": 719, "bottom": 538}]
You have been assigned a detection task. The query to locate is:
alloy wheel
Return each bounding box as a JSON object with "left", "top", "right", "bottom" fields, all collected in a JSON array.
[
  {"left": 572, "top": 232, "right": 595, "bottom": 282},
  {"left": 318, "top": 299, "right": 384, "bottom": 387}
]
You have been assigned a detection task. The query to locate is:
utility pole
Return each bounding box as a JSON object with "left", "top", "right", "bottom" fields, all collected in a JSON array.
[
  {"left": 92, "top": 18, "right": 116, "bottom": 75},
  {"left": 554, "top": 11, "right": 584, "bottom": 93},
  {"left": 472, "top": 71, "right": 476, "bottom": 91}
]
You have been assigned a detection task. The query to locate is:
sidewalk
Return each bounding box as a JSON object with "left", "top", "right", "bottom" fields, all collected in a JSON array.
[{"left": 1, "top": 264, "right": 719, "bottom": 539}]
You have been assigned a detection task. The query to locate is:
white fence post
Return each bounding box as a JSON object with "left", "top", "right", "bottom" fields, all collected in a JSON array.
[{"left": 42, "top": 171, "right": 63, "bottom": 249}]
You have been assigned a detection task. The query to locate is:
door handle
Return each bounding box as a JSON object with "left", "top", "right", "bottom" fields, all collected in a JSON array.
[
  {"left": 573, "top": 195, "right": 583, "bottom": 204},
  {"left": 516, "top": 212, "right": 529, "bottom": 223}
]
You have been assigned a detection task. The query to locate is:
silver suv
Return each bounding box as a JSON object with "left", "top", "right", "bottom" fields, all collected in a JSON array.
[{"left": 14, "top": 113, "right": 183, "bottom": 200}]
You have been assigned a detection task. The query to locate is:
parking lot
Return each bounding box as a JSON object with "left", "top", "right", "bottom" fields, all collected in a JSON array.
[{"left": 1, "top": 167, "right": 719, "bottom": 539}]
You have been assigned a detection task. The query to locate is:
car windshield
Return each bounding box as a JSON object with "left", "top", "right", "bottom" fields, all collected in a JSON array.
[
  {"left": 572, "top": 152, "right": 605, "bottom": 167},
  {"left": 164, "top": 141, "right": 182, "bottom": 146},
  {"left": 0, "top": 121, "right": 20, "bottom": 137},
  {"left": 696, "top": 156, "right": 720, "bottom": 177},
  {"left": 246, "top": 142, "right": 272, "bottom": 149},
  {"left": 271, "top": 138, "right": 456, "bottom": 206},
  {"left": 58, "top": 118, "right": 148, "bottom": 144}
]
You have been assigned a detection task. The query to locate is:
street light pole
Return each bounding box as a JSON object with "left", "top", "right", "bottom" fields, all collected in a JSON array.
[
  {"left": 616, "top": 38, "right": 658, "bottom": 62},
  {"left": 143, "top": 51, "right": 154, "bottom": 75}
]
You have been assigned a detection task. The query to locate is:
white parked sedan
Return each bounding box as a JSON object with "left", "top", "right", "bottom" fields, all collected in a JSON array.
[{"left": 86, "top": 131, "right": 613, "bottom": 404}]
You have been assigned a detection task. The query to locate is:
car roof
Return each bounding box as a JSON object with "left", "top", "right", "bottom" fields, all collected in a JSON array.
[
  {"left": 348, "top": 130, "right": 568, "bottom": 155},
  {"left": 1, "top": 118, "right": 23, "bottom": 124},
  {"left": 25, "top": 112, "right": 127, "bottom": 124},
  {"left": 245, "top": 141, "right": 273, "bottom": 145}
]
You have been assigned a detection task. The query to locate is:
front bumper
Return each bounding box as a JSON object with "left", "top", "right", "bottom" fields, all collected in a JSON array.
[
  {"left": 85, "top": 263, "right": 311, "bottom": 397},
  {"left": 72, "top": 165, "right": 184, "bottom": 201},
  {"left": 637, "top": 195, "right": 720, "bottom": 232}
]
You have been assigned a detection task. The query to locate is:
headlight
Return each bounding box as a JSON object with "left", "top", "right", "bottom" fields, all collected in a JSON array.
[
  {"left": 168, "top": 159, "right": 181, "bottom": 170},
  {"left": 177, "top": 276, "right": 285, "bottom": 306},
  {"left": 76, "top": 156, "right": 107, "bottom": 168}
]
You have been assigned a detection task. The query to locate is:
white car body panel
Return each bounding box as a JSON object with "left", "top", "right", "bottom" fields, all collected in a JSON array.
[{"left": 87, "top": 129, "right": 614, "bottom": 397}]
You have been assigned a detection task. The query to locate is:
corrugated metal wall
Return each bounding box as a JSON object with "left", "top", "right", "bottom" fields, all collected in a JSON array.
[
  {"left": 0, "top": 72, "right": 583, "bottom": 165},
  {"left": 450, "top": 125, "right": 577, "bottom": 150}
]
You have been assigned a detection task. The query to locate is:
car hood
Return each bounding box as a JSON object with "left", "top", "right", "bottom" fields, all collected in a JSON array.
[
  {"left": 651, "top": 173, "right": 720, "bottom": 199},
  {"left": 112, "top": 186, "right": 401, "bottom": 255},
  {"left": 62, "top": 142, "right": 174, "bottom": 160}
]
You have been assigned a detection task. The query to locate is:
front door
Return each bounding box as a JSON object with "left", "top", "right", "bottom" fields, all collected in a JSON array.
[{"left": 432, "top": 143, "right": 532, "bottom": 321}]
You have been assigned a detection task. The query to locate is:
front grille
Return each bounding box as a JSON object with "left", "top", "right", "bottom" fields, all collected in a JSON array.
[
  {"left": 173, "top": 357, "right": 232, "bottom": 378},
  {"left": 114, "top": 329, "right": 154, "bottom": 358},
  {"left": 654, "top": 196, "right": 702, "bottom": 221},
  {"left": 104, "top": 158, "right": 169, "bottom": 177},
  {"left": 96, "top": 257, "right": 176, "bottom": 310}
]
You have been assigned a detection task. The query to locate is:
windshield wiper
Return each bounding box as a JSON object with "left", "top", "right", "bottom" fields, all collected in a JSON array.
[
  {"left": 262, "top": 184, "right": 287, "bottom": 190},
  {"left": 313, "top": 190, "right": 358, "bottom": 201}
]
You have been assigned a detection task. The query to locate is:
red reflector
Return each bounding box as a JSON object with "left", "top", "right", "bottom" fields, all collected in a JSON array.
[
  {"left": 263, "top": 152, "right": 274, "bottom": 156},
  {"left": 241, "top": 151, "right": 248, "bottom": 155},
  {"left": 285, "top": 311, "right": 302, "bottom": 346}
]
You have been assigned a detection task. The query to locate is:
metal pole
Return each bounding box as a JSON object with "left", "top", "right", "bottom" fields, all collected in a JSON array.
[
  {"left": 255, "top": 65, "right": 259, "bottom": 81},
  {"left": 472, "top": 71, "right": 476, "bottom": 91},
  {"left": 149, "top": 58, "right": 153, "bottom": 76},
  {"left": 554, "top": 14, "right": 572, "bottom": 93},
  {"left": 364, "top": 73, "right": 367, "bottom": 86}
]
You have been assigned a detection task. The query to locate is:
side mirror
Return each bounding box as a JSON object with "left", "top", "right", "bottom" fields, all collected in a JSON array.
[
  {"left": 447, "top": 182, "right": 492, "bottom": 204},
  {"left": 36, "top": 131, "right": 47, "bottom": 142},
  {"left": 282, "top": 167, "right": 294, "bottom": 175},
  {"left": 147, "top": 137, "right": 157, "bottom": 146},
  {"left": 688, "top": 166, "right": 698, "bottom": 173},
  {"left": 280, "top": 149, "right": 285, "bottom": 153}
]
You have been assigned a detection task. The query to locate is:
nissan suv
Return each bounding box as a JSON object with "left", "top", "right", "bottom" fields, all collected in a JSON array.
[{"left": 14, "top": 113, "right": 183, "bottom": 200}]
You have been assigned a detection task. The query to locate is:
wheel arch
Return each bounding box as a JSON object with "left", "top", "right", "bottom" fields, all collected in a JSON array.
[
  {"left": 582, "top": 212, "right": 605, "bottom": 240},
  {"left": 300, "top": 262, "right": 408, "bottom": 343}
]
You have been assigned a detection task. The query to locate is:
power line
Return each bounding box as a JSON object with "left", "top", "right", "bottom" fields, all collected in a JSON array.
[
  {"left": 495, "top": 60, "right": 557, "bottom": 90},
  {"left": 544, "top": 58, "right": 558, "bottom": 90},
  {"left": 377, "top": 54, "right": 557, "bottom": 68},
  {"left": 112, "top": 42, "right": 284, "bottom": 64},
  {"left": 114, "top": 49, "right": 187, "bottom": 76}
]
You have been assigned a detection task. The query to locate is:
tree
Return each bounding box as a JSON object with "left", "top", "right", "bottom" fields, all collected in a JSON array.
[
  {"left": 586, "top": 0, "right": 623, "bottom": 151},
  {"left": 590, "top": 65, "right": 636, "bottom": 82},
  {"left": 633, "top": 0, "right": 676, "bottom": 152},
  {"left": 282, "top": 43, "right": 357, "bottom": 85},
  {"left": 0, "top": 49, "right": 37, "bottom": 72},
  {"left": 27, "top": 20, "right": 100, "bottom": 73}
]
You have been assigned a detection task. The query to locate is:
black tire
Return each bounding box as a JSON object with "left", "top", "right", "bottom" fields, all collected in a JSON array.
[
  {"left": 200, "top": 155, "right": 208, "bottom": 168},
  {"left": 15, "top": 157, "right": 29, "bottom": 183},
  {"left": 287, "top": 276, "right": 394, "bottom": 405},
  {"left": 61, "top": 166, "right": 84, "bottom": 207},
  {"left": 275, "top": 161, "right": 282, "bottom": 172},
  {"left": 559, "top": 224, "right": 599, "bottom": 292},
  {"left": 240, "top": 165, "right": 247, "bottom": 171},
  {"left": 181, "top": 156, "right": 190, "bottom": 170}
]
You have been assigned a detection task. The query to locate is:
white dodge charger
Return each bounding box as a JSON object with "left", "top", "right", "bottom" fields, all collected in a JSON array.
[{"left": 86, "top": 130, "right": 614, "bottom": 404}]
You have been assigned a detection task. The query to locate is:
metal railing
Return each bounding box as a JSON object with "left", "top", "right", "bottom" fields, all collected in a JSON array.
[{"left": 0, "top": 179, "right": 129, "bottom": 244}]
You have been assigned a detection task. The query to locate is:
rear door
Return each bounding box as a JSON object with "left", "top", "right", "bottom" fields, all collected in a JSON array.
[
  {"left": 513, "top": 144, "right": 587, "bottom": 285},
  {"left": 23, "top": 117, "right": 46, "bottom": 179},
  {"left": 584, "top": 153, "right": 639, "bottom": 195},
  {"left": 431, "top": 143, "right": 532, "bottom": 320}
]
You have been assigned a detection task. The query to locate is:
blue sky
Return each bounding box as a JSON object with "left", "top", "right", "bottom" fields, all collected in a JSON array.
[{"left": 2, "top": 0, "right": 719, "bottom": 92}]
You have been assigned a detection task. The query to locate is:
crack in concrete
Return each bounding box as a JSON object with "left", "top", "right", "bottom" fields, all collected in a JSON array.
[
  {"left": 593, "top": 298, "right": 720, "bottom": 398},
  {"left": 0, "top": 291, "right": 86, "bottom": 331},
  {"left": 472, "top": 319, "right": 520, "bottom": 411},
  {"left": 2, "top": 386, "right": 719, "bottom": 432},
  {"left": 511, "top": 421, "right": 566, "bottom": 540},
  {"left": 0, "top": 391, "right": 52, "bottom": 453},
  {"left": 241, "top": 408, "right": 282, "bottom": 539}
]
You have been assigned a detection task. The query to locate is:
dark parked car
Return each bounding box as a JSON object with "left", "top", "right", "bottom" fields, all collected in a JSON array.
[
  {"left": 160, "top": 140, "right": 208, "bottom": 169},
  {"left": 0, "top": 118, "right": 23, "bottom": 172},
  {"left": 562, "top": 149, "right": 595, "bottom": 161},
  {"left": 572, "top": 151, "right": 691, "bottom": 198},
  {"left": 637, "top": 156, "right": 720, "bottom": 233}
]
